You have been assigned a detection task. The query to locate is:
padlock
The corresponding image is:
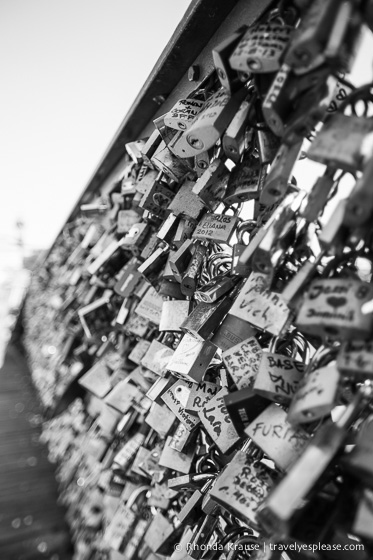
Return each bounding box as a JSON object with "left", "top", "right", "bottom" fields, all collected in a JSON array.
[
  {"left": 137, "top": 245, "right": 169, "bottom": 287},
  {"left": 167, "top": 179, "right": 205, "bottom": 221},
  {"left": 337, "top": 339, "right": 373, "bottom": 382},
  {"left": 224, "top": 151, "right": 263, "bottom": 205},
  {"left": 212, "top": 26, "right": 248, "bottom": 92},
  {"left": 284, "top": 0, "right": 362, "bottom": 74},
  {"left": 199, "top": 387, "right": 241, "bottom": 454},
  {"left": 173, "top": 217, "right": 197, "bottom": 248},
  {"left": 229, "top": 19, "right": 293, "bottom": 75},
  {"left": 151, "top": 143, "right": 192, "bottom": 182},
  {"left": 121, "top": 222, "right": 151, "bottom": 255},
  {"left": 256, "top": 125, "right": 281, "bottom": 165},
  {"left": 145, "top": 402, "right": 176, "bottom": 439},
  {"left": 141, "top": 339, "right": 174, "bottom": 377},
  {"left": 246, "top": 402, "right": 310, "bottom": 472},
  {"left": 192, "top": 159, "right": 229, "bottom": 211},
  {"left": 287, "top": 347, "right": 340, "bottom": 425},
  {"left": 210, "top": 447, "right": 275, "bottom": 525},
  {"left": 167, "top": 334, "right": 217, "bottom": 383},
  {"left": 159, "top": 300, "right": 191, "bottom": 332},
  {"left": 212, "top": 312, "right": 257, "bottom": 351},
  {"left": 253, "top": 336, "right": 305, "bottom": 405},
  {"left": 184, "top": 380, "right": 220, "bottom": 415},
  {"left": 169, "top": 421, "right": 193, "bottom": 452},
  {"left": 180, "top": 291, "right": 237, "bottom": 342},
  {"left": 224, "top": 387, "right": 269, "bottom": 435},
  {"left": 161, "top": 378, "right": 200, "bottom": 432},
  {"left": 168, "top": 87, "right": 247, "bottom": 158},
  {"left": 300, "top": 169, "right": 336, "bottom": 223},
  {"left": 295, "top": 256, "right": 373, "bottom": 340},
  {"left": 252, "top": 191, "right": 305, "bottom": 278},
  {"left": 231, "top": 220, "right": 256, "bottom": 277},
  {"left": 164, "top": 98, "right": 204, "bottom": 131},
  {"left": 144, "top": 512, "right": 182, "bottom": 555},
  {"left": 158, "top": 434, "right": 195, "bottom": 474},
  {"left": 168, "top": 239, "right": 195, "bottom": 283},
  {"left": 138, "top": 176, "right": 174, "bottom": 219},
  {"left": 229, "top": 272, "right": 291, "bottom": 337},
  {"left": 135, "top": 286, "right": 164, "bottom": 326},
  {"left": 259, "top": 140, "right": 302, "bottom": 207},
  {"left": 222, "top": 336, "right": 262, "bottom": 390},
  {"left": 222, "top": 99, "right": 255, "bottom": 162},
  {"left": 194, "top": 150, "right": 212, "bottom": 177},
  {"left": 195, "top": 273, "right": 238, "bottom": 304},
  {"left": 257, "top": 384, "right": 373, "bottom": 537},
  {"left": 192, "top": 211, "right": 239, "bottom": 245},
  {"left": 157, "top": 213, "right": 180, "bottom": 246},
  {"left": 135, "top": 168, "right": 159, "bottom": 195},
  {"left": 181, "top": 242, "right": 208, "bottom": 297},
  {"left": 114, "top": 258, "right": 142, "bottom": 298},
  {"left": 307, "top": 113, "right": 373, "bottom": 173},
  {"left": 141, "top": 129, "right": 163, "bottom": 166}
]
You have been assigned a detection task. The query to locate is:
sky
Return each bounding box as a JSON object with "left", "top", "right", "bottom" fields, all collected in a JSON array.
[{"left": 0, "top": 0, "right": 191, "bottom": 270}]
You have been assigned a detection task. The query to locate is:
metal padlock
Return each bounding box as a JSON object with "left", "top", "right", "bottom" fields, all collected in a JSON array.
[
  {"left": 229, "top": 272, "right": 291, "bottom": 337},
  {"left": 141, "top": 339, "right": 174, "bottom": 377},
  {"left": 192, "top": 210, "right": 239, "bottom": 245},
  {"left": 300, "top": 170, "right": 336, "bottom": 223},
  {"left": 212, "top": 26, "right": 248, "bottom": 92},
  {"left": 212, "top": 312, "right": 257, "bottom": 351},
  {"left": 180, "top": 241, "right": 207, "bottom": 297},
  {"left": 210, "top": 447, "right": 275, "bottom": 525},
  {"left": 337, "top": 339, "right": 373, "bottom": 382},
  {"left": 195, "top": 273, "right": 238, "bottom": 304},
  {"left": 173, "top": 217, "right": 197, "bottom": 248},
  {"left": 224, "top": 387, "right": 269, "bottom": 435},
  {"left": 157, "top": 213, "right": 180, "bottom": 246},
  {"left": 253, "top": 336, "right": 306, "bottom": 405},
  {"left": 284, "top": 0, "right": 361, "bottom": 74},
  {"left": 231, "top": 220, "right": 256, "bottom": 277},
  {"left": 166, "top": 334, "right": 217, "bottom": 383},
  {"left": 245, "top": 404, "right": 310, "bottom": 471},
  {"left": 307, "top": 113, "right": 373, "bottom": 173},
  {"left": 229, "top": 19, "right": 293, "bottom": 74},
  {"left": 164, "top": 98, "right": 204, "bottom": 131},
  {"left": 159, "top": 300, "right": 191, "bottom": 332},
  {"left": 295, "top": 261, "right": 373, "bottom": 340},
  {"left": 224, "top": 151, "right": 263, "bottom": 205},
  {"left": 222, "top": 336, "right": 262, "bottom": 390},
  {"left": 199, "top": 387, "right": 241, "bottom": 454},
  {"left": 158, "top": 434, "right": 195, "bottom": 474},
  {"left": 169, "top": 87, "right": 246, "bottom": 158},
  {"left": 138, "top": 177, "right": 174, "bottom": 219},
  {"left": 151, "top": 143, "right": 192, "bottom": 182},
  {"left": 259, "top": 140, "right": 302, "bottom": 207},
  {"left": 141, "top": 129, "right": 163, "bottom": 165},
  {"left": 161, "top": 379, "right": 200, "bottom": 432},
  {"left": 287, "top": 347, "right": 340, "bottom": 424},
  {"left": 222, "top": 99, "right": 255, "bottom": 162},
  {"left": 256, "top": 125, "right": 281, "bottom": 165},
  {"left": 192, "top": 159, "right": 229, "bottom": 211},
  {"left": 168, "top": 239, "right": 195, "bottom": 283},
  {"left": 135, "top": 286, "right": 164, "bottom": 326},
  {"left": 167, "top": 179, "right": 205, "bottom": 221},
  {"left": 180, "top": 292, "right": 236, "bottom": 342},
  {"left": 121, "top": 222, "right": 151, "bottom": 255},
  {"left": 145, "top": 402, "right": 176, "bottom": 439}
]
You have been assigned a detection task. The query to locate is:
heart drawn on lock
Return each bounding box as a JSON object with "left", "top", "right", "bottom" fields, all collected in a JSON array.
[{"left": 326, "top": 296, "right": 346, "bottom": 308}]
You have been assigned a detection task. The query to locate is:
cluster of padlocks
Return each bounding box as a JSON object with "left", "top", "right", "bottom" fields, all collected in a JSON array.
[{"left": 22, "top": 0, "right": 373, "bottom": 559}]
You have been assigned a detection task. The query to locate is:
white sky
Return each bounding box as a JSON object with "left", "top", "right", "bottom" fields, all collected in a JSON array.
[{"left": 0, "top": 0, "right": 191, "bottom": 266}]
